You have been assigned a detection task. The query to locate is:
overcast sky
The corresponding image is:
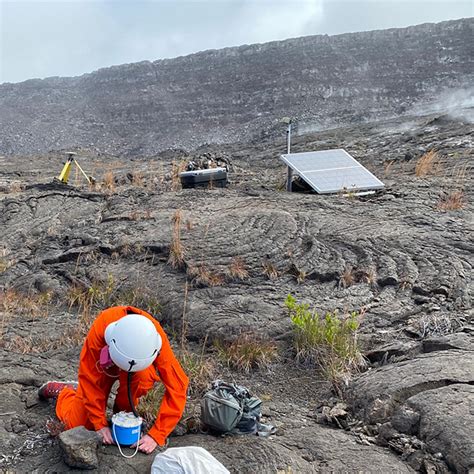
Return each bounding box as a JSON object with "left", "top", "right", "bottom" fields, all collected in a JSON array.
[{"left": 0, "top": 0, "right": 472, "bottom": 84}]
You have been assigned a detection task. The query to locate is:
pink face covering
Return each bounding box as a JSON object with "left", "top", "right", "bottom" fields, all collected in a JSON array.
[{"left": 99, "top": 346, "right": 114, "bottom": 369}]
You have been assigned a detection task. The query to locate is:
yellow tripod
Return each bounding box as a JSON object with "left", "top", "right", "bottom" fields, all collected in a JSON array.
[{"left": 57, "top": 152, "right": 96, "bottom": 185}]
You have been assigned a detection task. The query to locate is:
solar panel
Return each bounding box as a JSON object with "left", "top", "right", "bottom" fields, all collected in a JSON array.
[{"left": 280, "top": 149, "right": 384, "bottom": 194}]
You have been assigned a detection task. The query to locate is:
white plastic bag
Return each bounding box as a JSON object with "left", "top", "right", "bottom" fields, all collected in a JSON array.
[{"left": 151, "top": 446, "right": 229, "bottom": 474}]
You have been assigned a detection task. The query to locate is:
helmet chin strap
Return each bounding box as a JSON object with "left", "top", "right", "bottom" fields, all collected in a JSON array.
[{"left": 127, "top": 361, "right": 140, "bottom": 418}]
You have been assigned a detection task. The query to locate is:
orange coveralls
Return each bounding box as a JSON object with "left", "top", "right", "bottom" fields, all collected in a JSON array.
[{"left": 56, "top": 306, "right": 189, "bottom": 446}]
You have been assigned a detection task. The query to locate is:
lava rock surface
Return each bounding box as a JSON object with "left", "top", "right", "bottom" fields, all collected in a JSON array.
[{"left": 0, "top": 111, "right": 472, "bottom": 472}]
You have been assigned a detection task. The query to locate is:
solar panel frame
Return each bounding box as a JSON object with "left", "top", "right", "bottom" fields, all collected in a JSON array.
[{"left": 281, "top": 149, "right": 384, "bottom": 194}]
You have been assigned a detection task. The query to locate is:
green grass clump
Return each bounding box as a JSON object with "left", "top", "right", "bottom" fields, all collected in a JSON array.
[{"left": 285, "top": 294, "right": 365, "bottom": 388}]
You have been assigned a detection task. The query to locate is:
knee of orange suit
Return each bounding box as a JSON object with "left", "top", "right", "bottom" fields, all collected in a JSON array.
[{"left": 56, "top": 387, "right": 94, "bottom": 431}]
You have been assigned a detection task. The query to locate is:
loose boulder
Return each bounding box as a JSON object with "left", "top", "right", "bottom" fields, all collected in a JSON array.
[{"left": 58, "top": 426, "right": 101, "bottom": 469}]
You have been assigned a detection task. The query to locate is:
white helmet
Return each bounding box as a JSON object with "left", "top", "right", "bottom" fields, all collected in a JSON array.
[{"left": 104, "top": 314, "right": 162, "bottom": 372}]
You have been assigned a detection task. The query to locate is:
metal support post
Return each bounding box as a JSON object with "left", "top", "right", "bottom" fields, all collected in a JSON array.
[{"left": 286, "top": 121, "right": 292, "bottom": 191}]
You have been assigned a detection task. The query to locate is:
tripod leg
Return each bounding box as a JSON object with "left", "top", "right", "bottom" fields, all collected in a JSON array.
[
  {"left": 74, "top": 160, "right": 94, "bottom": 185},
  {"left": 58, "top": 159, "right": 73, "bottom": 184}
]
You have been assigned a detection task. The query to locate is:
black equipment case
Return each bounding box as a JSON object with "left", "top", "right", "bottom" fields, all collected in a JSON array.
[{"left": 179, "top": 167, "right": 228, "bottom": 189}]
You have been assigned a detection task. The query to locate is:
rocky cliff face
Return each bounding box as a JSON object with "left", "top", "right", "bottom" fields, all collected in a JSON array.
[{"left": 0, "top": 18, "right": 472, "bottom": 156}]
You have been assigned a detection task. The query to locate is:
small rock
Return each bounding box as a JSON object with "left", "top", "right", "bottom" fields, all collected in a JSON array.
[
  {"left": 24, "top": 417, "right": 36, "bottom": 428},
  {"left": 377, "top": 422, "right": 398, "bottom": 446},
  {"left": 422, "top": 459, "right": 438, "bottom": 474},
  {"left": 12, "top": 421, "right": 27, "bottom": 434},
  {"left": 392, "top": 406, "right": 420, "bottom": 435},
  {"left": 329, "top": 403, "right": 348, "bottom": 418},
  {"left": 366, "top": 398, "right": 392, "bottom": 425},
  {"left": 406, "top": 450, "right": 425, "bottom": 471},
  {"left": 413, "top": 296, "right": 430, "bottom": 305},
  {"left": 25, "top": 393, "right": 39, "bottom": 408},
  {"left": 315, "top": 413, "right": 327, "bottom": 424},
  {"left": 412, "top": 285, "right": 430, "bottom": 296},
  {"left": 171, "top": 421, "right": 188, "bottom": 437},
  {"left": 58, "top": 426, "right": 100, "bottom": 470}
]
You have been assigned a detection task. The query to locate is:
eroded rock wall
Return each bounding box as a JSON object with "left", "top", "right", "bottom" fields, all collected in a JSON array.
[{"left": 0, "top": 18, "right": 472, "bottom": 156}]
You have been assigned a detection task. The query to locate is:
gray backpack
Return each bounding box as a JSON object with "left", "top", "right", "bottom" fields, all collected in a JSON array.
[{"left": 201, "top": 381, "right": 262, "bottom": 434}]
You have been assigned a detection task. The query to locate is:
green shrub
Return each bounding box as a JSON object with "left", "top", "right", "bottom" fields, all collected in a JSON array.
[{"left": 285, "top": 294, "right": 365, "bottom": 387}]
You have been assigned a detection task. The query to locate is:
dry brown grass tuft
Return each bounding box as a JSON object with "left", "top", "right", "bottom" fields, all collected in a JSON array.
[
  {"left": 366, "top": 268, "right": 377, "bottom": 285},
  {"left": 0, "top": 259, "right": 8, "bottom": 273},
  {"left": 137, "top": 349, "right": 215, "bottom": 429},
  {"left": 215, "top": 334, "right": 278, "bottom": 373},
  {"left": 177, "top": 348, "right": 217, "bottom": 397},
  {"left": 437, "top": 190, "right": 466, "bottom": 211},
  {"left": 5, "top": 314, "right": 142, "bottom": 353},
  {"left": 66, "top": 276, "right": 115, "bottom": 330},
  {"left": 383, "top": 160, "right": 395, "bottom": 178},
  {"left": 7, "top": 181, "right": 24, "bottom": 193},
  {"left": 2, "top": 333, "right": 80, "bottom": 354},
  {"left": 339, "top": 267, "right": 355, "bottom": 288},
  {"left": 0, "top": 254, "right": 13, "bottom": 273},
  {"left": 0, "top": 287, "right": 88, "bottom": 352},
  {"left": 358, "top": 267, "right": 377, "bottom": 285},
  {"left": 45, "top": 418, "right": 66, "bottom": 437},
  {"left": 415, "top": 150, "right": 440, "bottom": 177},
  {"left": 4, "top": 335, "right": 35, "bottom": 353},
  {"left": 0, "top": 289, "right": 52, "bottom": 319},
  {"left": 66, "top": 275, "right": 162, "bottom": 344},
  {"left": 188, "top": 264, "right": 225, "bottom": 287},
  {"left": 296, "top": 270, "right": 306, "bottom": 284},
  {"left": 168, "top": 209, "right": 185, "bottom": 269},
  {"left": 227, "top": 257, "right": 249, "bottom": 281},
  {"left": 399, "top": 280, "right": 412, "bottom": 290},
  {"left": 171, "top": 160, "right": 188, "bottom": 191},
  {"left": 137, "top": 382, "right": 165, "bottom": 427},
  {"left": 262, "top": 259, "right": 279, "bottom": 280},
  {"left": 127, "top": 209, "right": 153, "bottom": 221},
  {"left": 102, "top": 171, "right": 116, "bottom": 192},
  {"left": 131, "top": 171, "right": 145, "bottom": 187},
  {"left": 288, "top": 263, "right": 306, "bottom": 284},
  {"left": 62, "top": 285, "right": 97, "bottom": 346},
  {"left": 129, "top": 210, "right": 141, "bottom": 221}
]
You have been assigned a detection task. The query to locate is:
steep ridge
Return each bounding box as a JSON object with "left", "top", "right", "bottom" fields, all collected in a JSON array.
[{"left": 0, "top": 18, "right": 472, "bottom": 156}]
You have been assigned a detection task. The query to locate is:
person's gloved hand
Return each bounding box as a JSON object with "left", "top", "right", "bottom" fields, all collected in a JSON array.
[
  {"left": 97, "top": 426, "right": 115, "bottom": 445},
  {"left": 131, "top": 434, "right": 158, "bottom": 454}
]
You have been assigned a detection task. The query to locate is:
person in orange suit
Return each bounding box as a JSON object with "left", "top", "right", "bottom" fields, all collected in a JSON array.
[{"left": 38, "top": 306, "right": 189, "bottom": 454}]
